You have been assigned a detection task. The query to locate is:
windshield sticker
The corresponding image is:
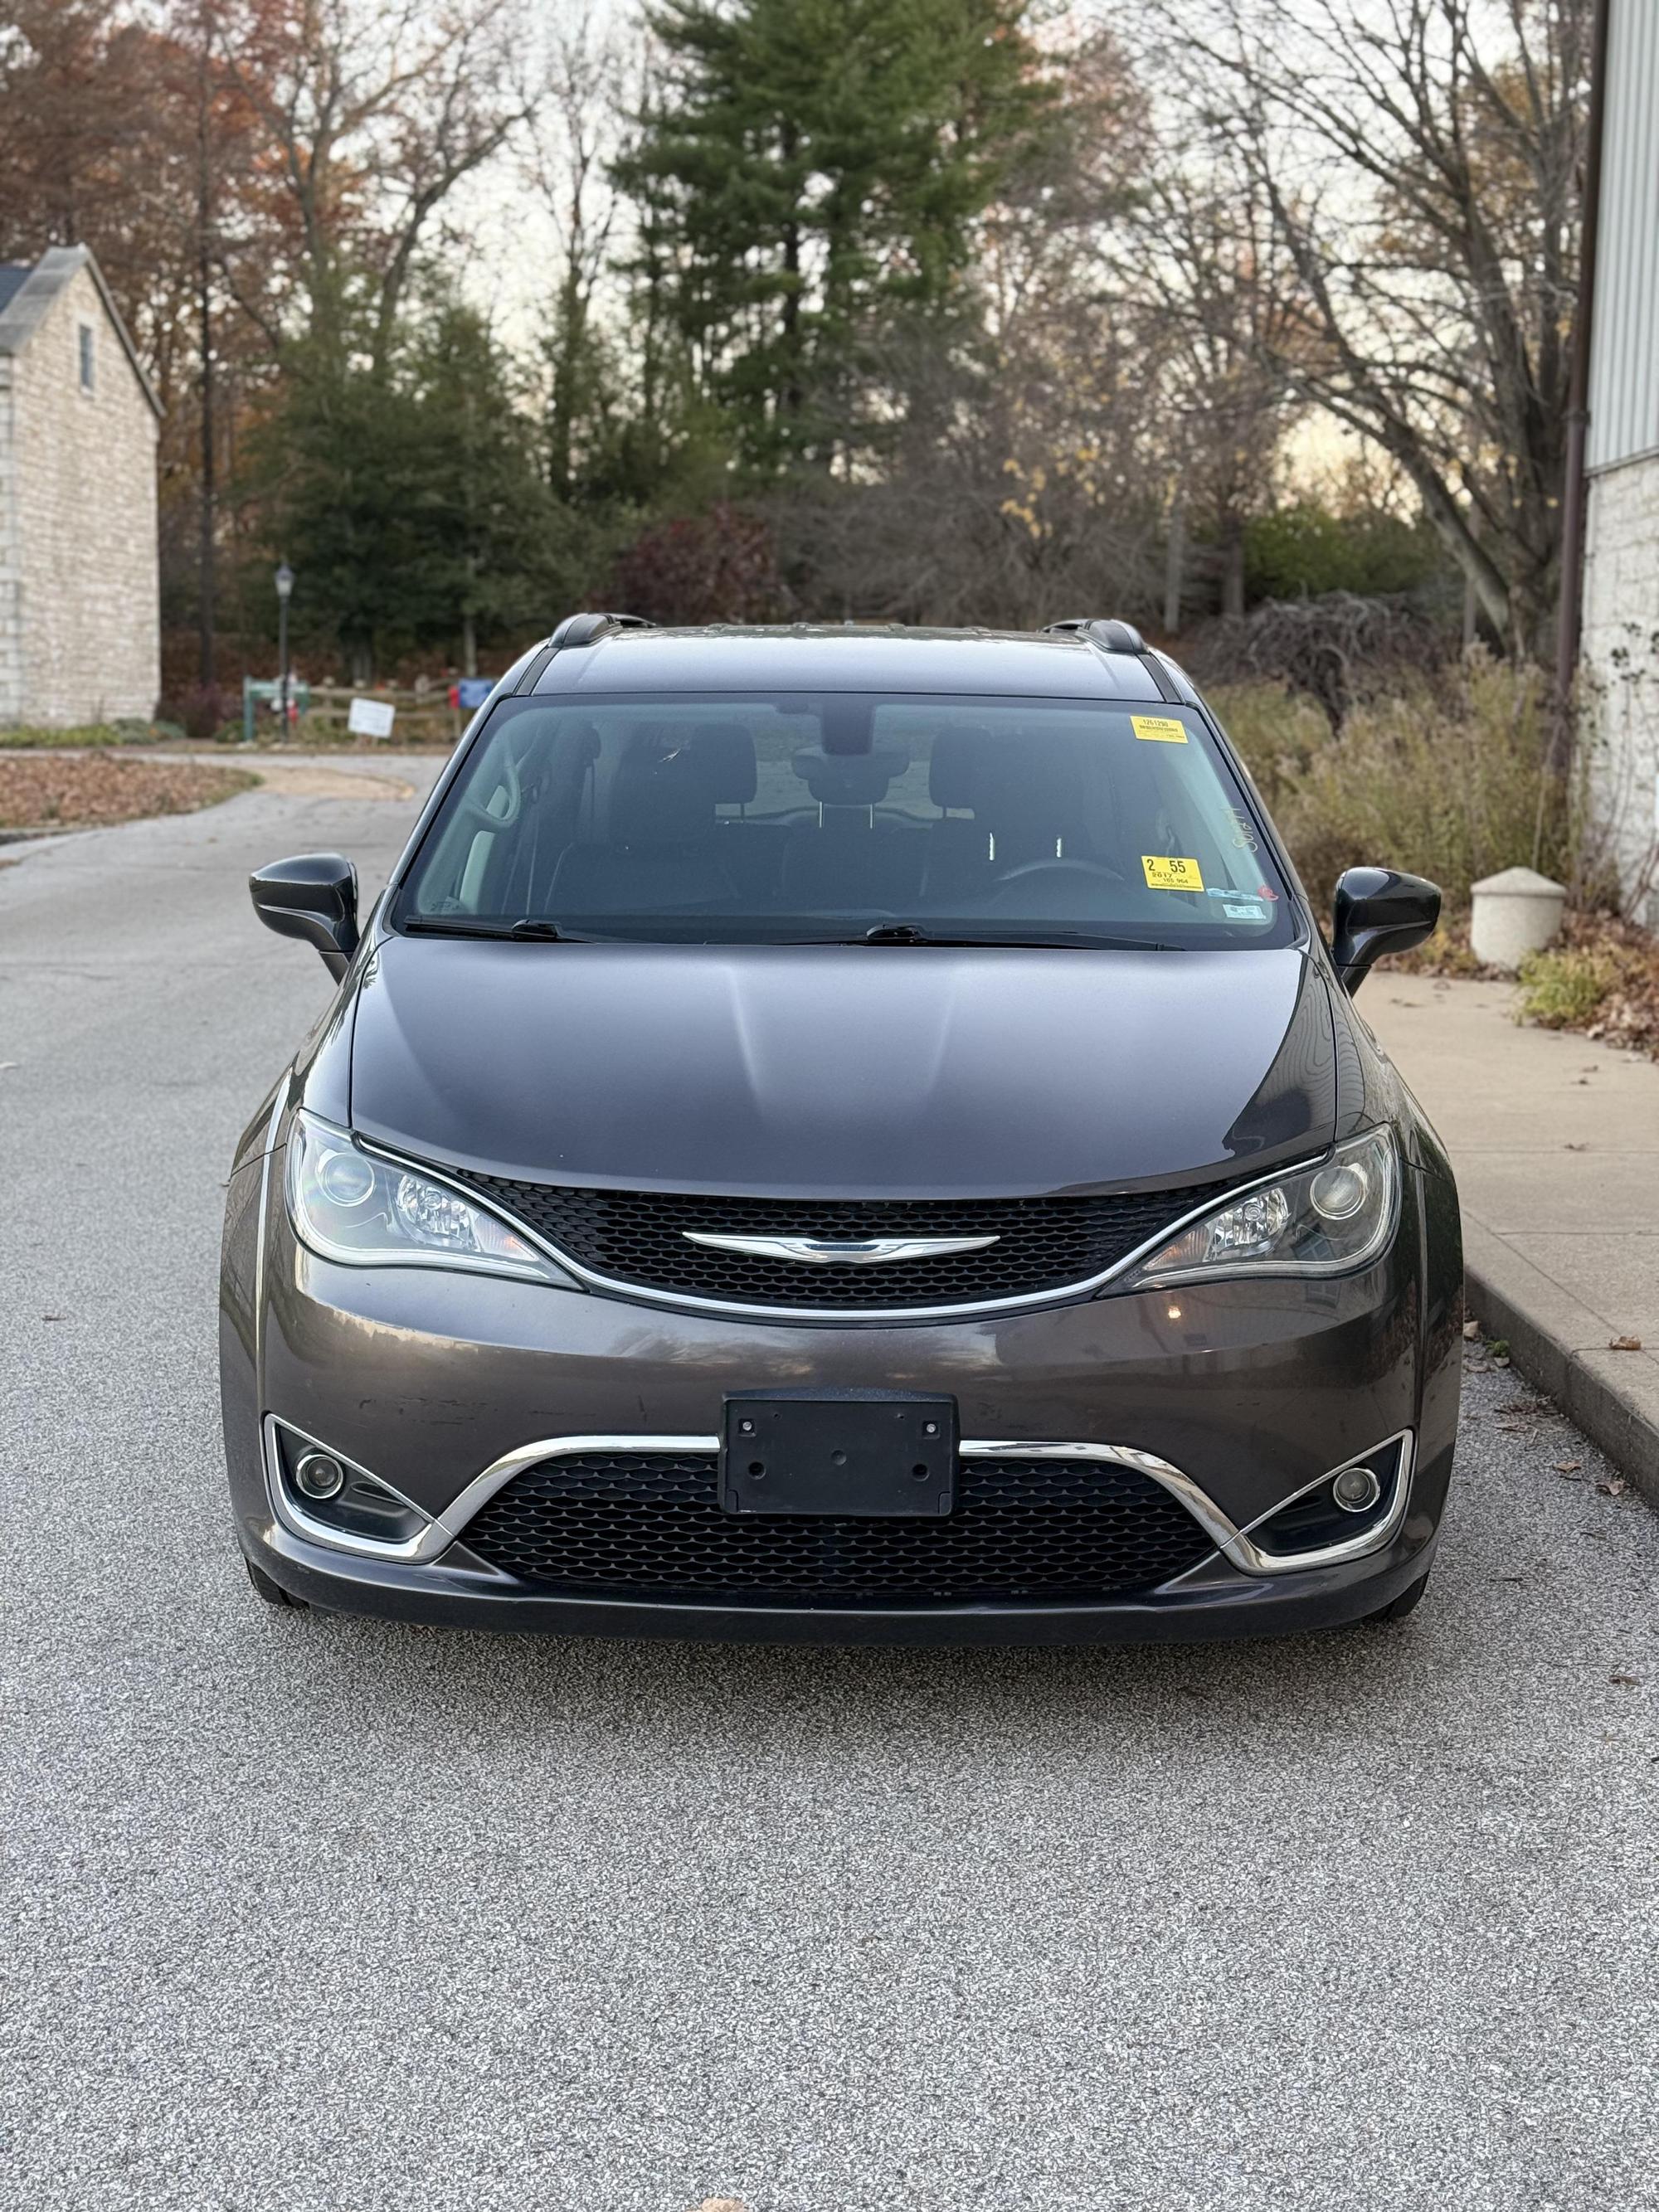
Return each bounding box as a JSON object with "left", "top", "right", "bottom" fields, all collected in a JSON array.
[
  {"left": 1142, "top": 854, "right": 1204, "bottom": 892},
  {"left": 1222, "top": 900, "right": 1269, "bottom": 921},
  {"left": 1131, "top": 714, "right": 1188, "bottom": 744}
]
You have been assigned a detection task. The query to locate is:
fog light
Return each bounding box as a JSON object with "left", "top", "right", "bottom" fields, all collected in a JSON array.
[
  {"left": 294, "top": 1450, "right": 347, "bottom": 1500},
  {"left": 1331, "top": 1464, "right": 1382, "bottom": 1514}
]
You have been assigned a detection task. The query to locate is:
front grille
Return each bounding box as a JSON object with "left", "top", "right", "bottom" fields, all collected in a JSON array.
[
  {"left": 460, "top": 1451, "right": 1215, "bottom": 1605},
  {"left": 440, "top": 1172, "right": 1236, "bottom": 1310}
]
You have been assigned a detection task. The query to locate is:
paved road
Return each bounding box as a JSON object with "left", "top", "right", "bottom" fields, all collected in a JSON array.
[{"left": 2, "top": 778, "right": 1657, "bottom": 2212}]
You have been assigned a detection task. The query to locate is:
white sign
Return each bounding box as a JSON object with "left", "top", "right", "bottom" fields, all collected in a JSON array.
[{"left": 348, "top": 696, "right": 396, "bottom": 740}]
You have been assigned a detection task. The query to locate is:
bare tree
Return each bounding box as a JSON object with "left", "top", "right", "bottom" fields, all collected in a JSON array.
[
  {"left": 1115, "top": 155, "right": 1302, "bottom": 626},
  {"left": 523, "top": 3, "right": 623, "bottom": 498},
  {"left": 1149, "top": 0, "right": 1593, "bottom": 659},
  {"left": 215, "top": 0, "right": 529, "bottom": 374}
]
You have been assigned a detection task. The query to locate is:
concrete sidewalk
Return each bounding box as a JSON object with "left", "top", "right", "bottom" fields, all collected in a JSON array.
[{"left": 1366, "top": 976, "right": 1659, "bottom": 1502}]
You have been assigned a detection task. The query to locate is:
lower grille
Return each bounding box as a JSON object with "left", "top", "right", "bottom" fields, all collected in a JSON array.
[
  {"left": 459, "top": 1451, "right": 1214, "bottom": 1606},
  {"left": 436, "top": 1174, "right": 1237, "bottom": 1310}
]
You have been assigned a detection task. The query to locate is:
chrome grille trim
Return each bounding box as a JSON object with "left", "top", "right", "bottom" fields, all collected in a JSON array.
[
  {"left": 262, "top": 1423, "right": 1414, "bottom": 1579},
  {"left": 358, "top": 1139, "right": 1326, "bottom": 1321}
]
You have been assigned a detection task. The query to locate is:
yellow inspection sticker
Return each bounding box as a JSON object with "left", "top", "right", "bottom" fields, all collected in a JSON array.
[
  {"left": 1131, "top": 714, "right": 1188, "bottom": 743},
  {"left": 1142, "top": 854, "right": 1204, "bottom": 892}
]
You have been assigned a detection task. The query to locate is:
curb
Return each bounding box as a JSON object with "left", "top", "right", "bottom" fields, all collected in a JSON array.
[{"left": 1462, "top": 1218, "right": 1659, "bottom": 1510}]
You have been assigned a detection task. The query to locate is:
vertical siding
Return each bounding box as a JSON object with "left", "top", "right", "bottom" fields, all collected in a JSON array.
[{"left": 1588, "top": 0, "right": 1659, "bottom": 471}]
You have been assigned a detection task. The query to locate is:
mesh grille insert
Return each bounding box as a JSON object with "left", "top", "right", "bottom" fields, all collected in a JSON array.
[
  {"left": 436, "top": 1173, "right": 1237, "bottom": 1310},
  {"left": 460, "top": 1451, "right": 1214, "bottom": 1605}
]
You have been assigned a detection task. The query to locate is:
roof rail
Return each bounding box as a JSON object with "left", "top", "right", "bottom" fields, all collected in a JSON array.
[
  {"left": 548, "top": 610, "right": 654, "bottom": 649},
  {"left": 1043, "top": 616, "right": 1147, "bottom": 654}
]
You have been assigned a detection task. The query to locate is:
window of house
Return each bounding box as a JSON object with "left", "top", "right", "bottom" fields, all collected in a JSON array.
[{"left": 78, "top": 323, "right": 95, "bottom": 391}]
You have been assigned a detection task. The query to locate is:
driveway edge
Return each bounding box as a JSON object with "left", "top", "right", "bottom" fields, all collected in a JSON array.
[{"left": 1462, "top": 1219, "right": 1659, "bottom": 1508}]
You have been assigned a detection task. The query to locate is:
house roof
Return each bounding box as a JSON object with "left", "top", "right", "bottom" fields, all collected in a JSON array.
[{"left": 0, "top": 246, "right": 161, "bottom": 417}]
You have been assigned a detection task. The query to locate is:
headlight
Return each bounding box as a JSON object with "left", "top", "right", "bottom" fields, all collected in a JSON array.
[
  {"left": 1116, "top": 1130, "right": 1398, "bottom": 1289},
  {"left": 287, "top": 1112, "right": 577, "bottom": 1285}
]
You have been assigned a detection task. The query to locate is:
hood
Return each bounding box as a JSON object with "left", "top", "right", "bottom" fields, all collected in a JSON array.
[{"left": 344, "top": 939, "right": 1335, "bottom": 1198}]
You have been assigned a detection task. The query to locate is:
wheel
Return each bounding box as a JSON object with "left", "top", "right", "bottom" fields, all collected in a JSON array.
[
  {"left": 245, "top": 1557, "right": 309, "bottom": 1610},
  {"left": 1362, "top": 1572, "right": 1429, "bottom": 1624}
]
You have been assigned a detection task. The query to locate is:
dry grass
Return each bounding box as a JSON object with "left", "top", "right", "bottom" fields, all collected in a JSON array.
[
  {"left": 1209, "top": 651, "right": 1575, "bottom": 909},
  {"left": 0, "top": 755, "right": 256, "bottom": 832}
]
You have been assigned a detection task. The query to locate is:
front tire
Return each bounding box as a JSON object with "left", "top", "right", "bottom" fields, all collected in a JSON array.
[
  {"left": 245, "top": 1558, "right": 309, "bottom": 1609},
  {"left": 1363, "top": 1572, "right": 1429, "bottom": 1624}
]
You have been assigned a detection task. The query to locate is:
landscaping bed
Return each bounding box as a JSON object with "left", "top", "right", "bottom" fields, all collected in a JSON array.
[{"left": 0, "top": 754, "right": 257, "bottom": 834}]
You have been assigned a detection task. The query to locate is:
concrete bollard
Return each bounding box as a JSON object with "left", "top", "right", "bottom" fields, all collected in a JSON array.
[{"left": 1470, "top": 867, "right": 1567, "bottom": 971}]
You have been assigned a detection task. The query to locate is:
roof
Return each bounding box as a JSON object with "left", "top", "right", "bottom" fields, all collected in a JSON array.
[
  {"left": 532, "top": 624, "right": 1194, "bottom": 702},
  {"left": 0, "top": 246, "right": 161, "bottom": 418}
]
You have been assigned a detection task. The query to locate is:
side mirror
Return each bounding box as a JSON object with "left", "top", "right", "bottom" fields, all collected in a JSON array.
[
  {"left": 1331, "top": 866, "right": 1440, "bottom": 994},
  {"left": 250, "top": 853, "right": 359, "bottom": 980}
]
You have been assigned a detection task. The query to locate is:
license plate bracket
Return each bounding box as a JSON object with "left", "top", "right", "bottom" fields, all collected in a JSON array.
[{"left": 721, "top": 1393, "right": 957, "bottom": 1518}]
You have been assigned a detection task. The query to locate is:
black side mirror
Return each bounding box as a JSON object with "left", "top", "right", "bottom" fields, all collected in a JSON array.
[
  {"left": 1331, "top": 866, "right": 1440, "bottom": 994},
  {"left": 250, "top": 853, "right": 359, "bottom": 980}
]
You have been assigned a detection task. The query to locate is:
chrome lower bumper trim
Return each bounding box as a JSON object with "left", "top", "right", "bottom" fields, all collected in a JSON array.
[{"left": 262, "top": 1420, "right": 1413, "bottom": 1580}]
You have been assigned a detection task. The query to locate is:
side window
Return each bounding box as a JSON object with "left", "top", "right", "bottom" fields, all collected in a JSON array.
[{"left": 78, "top": 323, "right": 95, "bottom": 392}]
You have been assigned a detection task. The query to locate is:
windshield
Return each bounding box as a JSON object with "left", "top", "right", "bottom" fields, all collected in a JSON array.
[{"left": 392, "top": 691, "right": 1296, "bottom": 948}]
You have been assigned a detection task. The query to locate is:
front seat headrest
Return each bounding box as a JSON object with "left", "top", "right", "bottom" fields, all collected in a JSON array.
[{"left": 791, "top": 744, "right": 908, "bottom": 808}]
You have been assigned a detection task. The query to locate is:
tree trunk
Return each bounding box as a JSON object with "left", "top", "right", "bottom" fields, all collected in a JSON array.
[
  {"left": 1163, "top": 484, "right": 1187, "bottom": 635},
  {"left": 1220, "top": 508, "right": 1245, "bottom": 620},
  {"left": 195, "top": 19, "right": 216, "bottom": 688}
]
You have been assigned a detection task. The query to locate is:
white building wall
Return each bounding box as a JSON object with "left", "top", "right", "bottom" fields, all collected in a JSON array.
[
  {"left": 1582, "top": 456, "right": 1659, "bottom": 926},
  {"left": 0, "top": 352, "right": 19, "bottom": 722},
  {"left": 4, "top": 262, "right": 159, "bottom": 727},
  {"left": 1582, "top": 0, "right": 1659, "bottom": 926}
]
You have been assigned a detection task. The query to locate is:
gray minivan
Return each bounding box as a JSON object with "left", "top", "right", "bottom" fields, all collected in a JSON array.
[{"left": 220, "top": 615, "right": 1460, "bottom": 1642}]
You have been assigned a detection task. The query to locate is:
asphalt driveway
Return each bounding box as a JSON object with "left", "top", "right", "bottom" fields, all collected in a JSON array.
[{"left": 2, "top": 772, "right": 1656, "bottom": 2212}]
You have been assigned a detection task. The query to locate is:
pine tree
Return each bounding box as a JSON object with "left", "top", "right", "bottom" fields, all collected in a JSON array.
[{"left": 615, "top": 0, "right": 1053, "bottom": 472}]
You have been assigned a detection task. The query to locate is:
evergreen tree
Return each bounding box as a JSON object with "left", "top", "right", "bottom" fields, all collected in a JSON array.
[{"left": 615, "top": 0, "right": 1053, "bottom": 471}]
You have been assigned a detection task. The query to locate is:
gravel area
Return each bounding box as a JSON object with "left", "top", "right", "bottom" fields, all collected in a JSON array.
[{"left": 1, "top": 780, "right": 1656, "bottom": 2212}]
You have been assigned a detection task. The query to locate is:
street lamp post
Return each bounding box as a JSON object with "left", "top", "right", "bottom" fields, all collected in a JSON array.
[{"left": 275, "top": 561, "right": 294, "bottom": 732}]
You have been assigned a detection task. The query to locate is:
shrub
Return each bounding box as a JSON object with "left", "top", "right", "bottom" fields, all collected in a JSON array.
[
  {"left": 609, "top": 503, "right": 792, "bottom": 625},
  {"left": 176, "top": 684, "right": 231, "bottom": 741},
  {"left": 1515, "top": 947, "right": 1613, "bottom": 1028},
  {"left": 1244, "top": 503, "right": 1448, "bottom": 603}
]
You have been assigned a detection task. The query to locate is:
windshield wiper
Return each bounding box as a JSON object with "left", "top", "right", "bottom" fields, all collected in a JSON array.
[
  {"left": 855, "top": 922, "right": 1175, "bottom": 950},
  {"left": 399, "top": 916, "right": 583, "bottom": 941}
]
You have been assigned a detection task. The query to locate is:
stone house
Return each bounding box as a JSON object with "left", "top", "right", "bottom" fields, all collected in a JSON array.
[
  {"left": 0, "top": 246, "right": 161, "bottom": 727},
  {"left": 1581, "top": 2, "right": 1659, "bottom": 926}
]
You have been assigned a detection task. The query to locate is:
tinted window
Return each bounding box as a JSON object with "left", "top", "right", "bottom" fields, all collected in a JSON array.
[{"left": 394, "top": 692, "right": 1294, "bottom": 948}]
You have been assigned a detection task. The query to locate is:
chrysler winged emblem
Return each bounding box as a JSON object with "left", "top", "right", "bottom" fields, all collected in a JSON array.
[{"left": 683, "top": 1232, "right": 1000, "bottom": 1266}]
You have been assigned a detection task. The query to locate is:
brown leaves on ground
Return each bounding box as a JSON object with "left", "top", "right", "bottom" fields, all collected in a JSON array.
[
  {"left": 0, "top": 755, "right": 255, "bottom": 832},
  {"left": 1608, "top": 1335, "right": 1644, "bottom": 1353}
]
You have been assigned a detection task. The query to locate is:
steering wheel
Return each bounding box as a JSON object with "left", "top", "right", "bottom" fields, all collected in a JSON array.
[{"left": 984, "top": 858, "right": 1124, "bottom": 907}]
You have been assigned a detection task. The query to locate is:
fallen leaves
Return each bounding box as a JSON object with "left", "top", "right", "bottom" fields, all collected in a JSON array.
[
  {"left": 1551, "top": 1459, "right": 1583, "bottom": 1475},
  {"left": 1608, "top": 1335, "right": 1644, "bottom": 1352},
  {"left": 1596, "top": 1478, "right": 1629, "bottom": 1498},
  {"left": 0, "top": 755, "right": 255, "bottom": 832}
]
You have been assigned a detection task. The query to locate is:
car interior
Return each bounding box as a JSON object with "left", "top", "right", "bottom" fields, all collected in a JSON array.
[{"left": 402, "top": 700, "right": 1286, "bottom": 933}]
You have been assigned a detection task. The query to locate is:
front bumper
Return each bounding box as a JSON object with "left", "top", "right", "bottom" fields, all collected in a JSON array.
[{"left": 220, "top": 1155, "right": 1462, "bottom": 1643}]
